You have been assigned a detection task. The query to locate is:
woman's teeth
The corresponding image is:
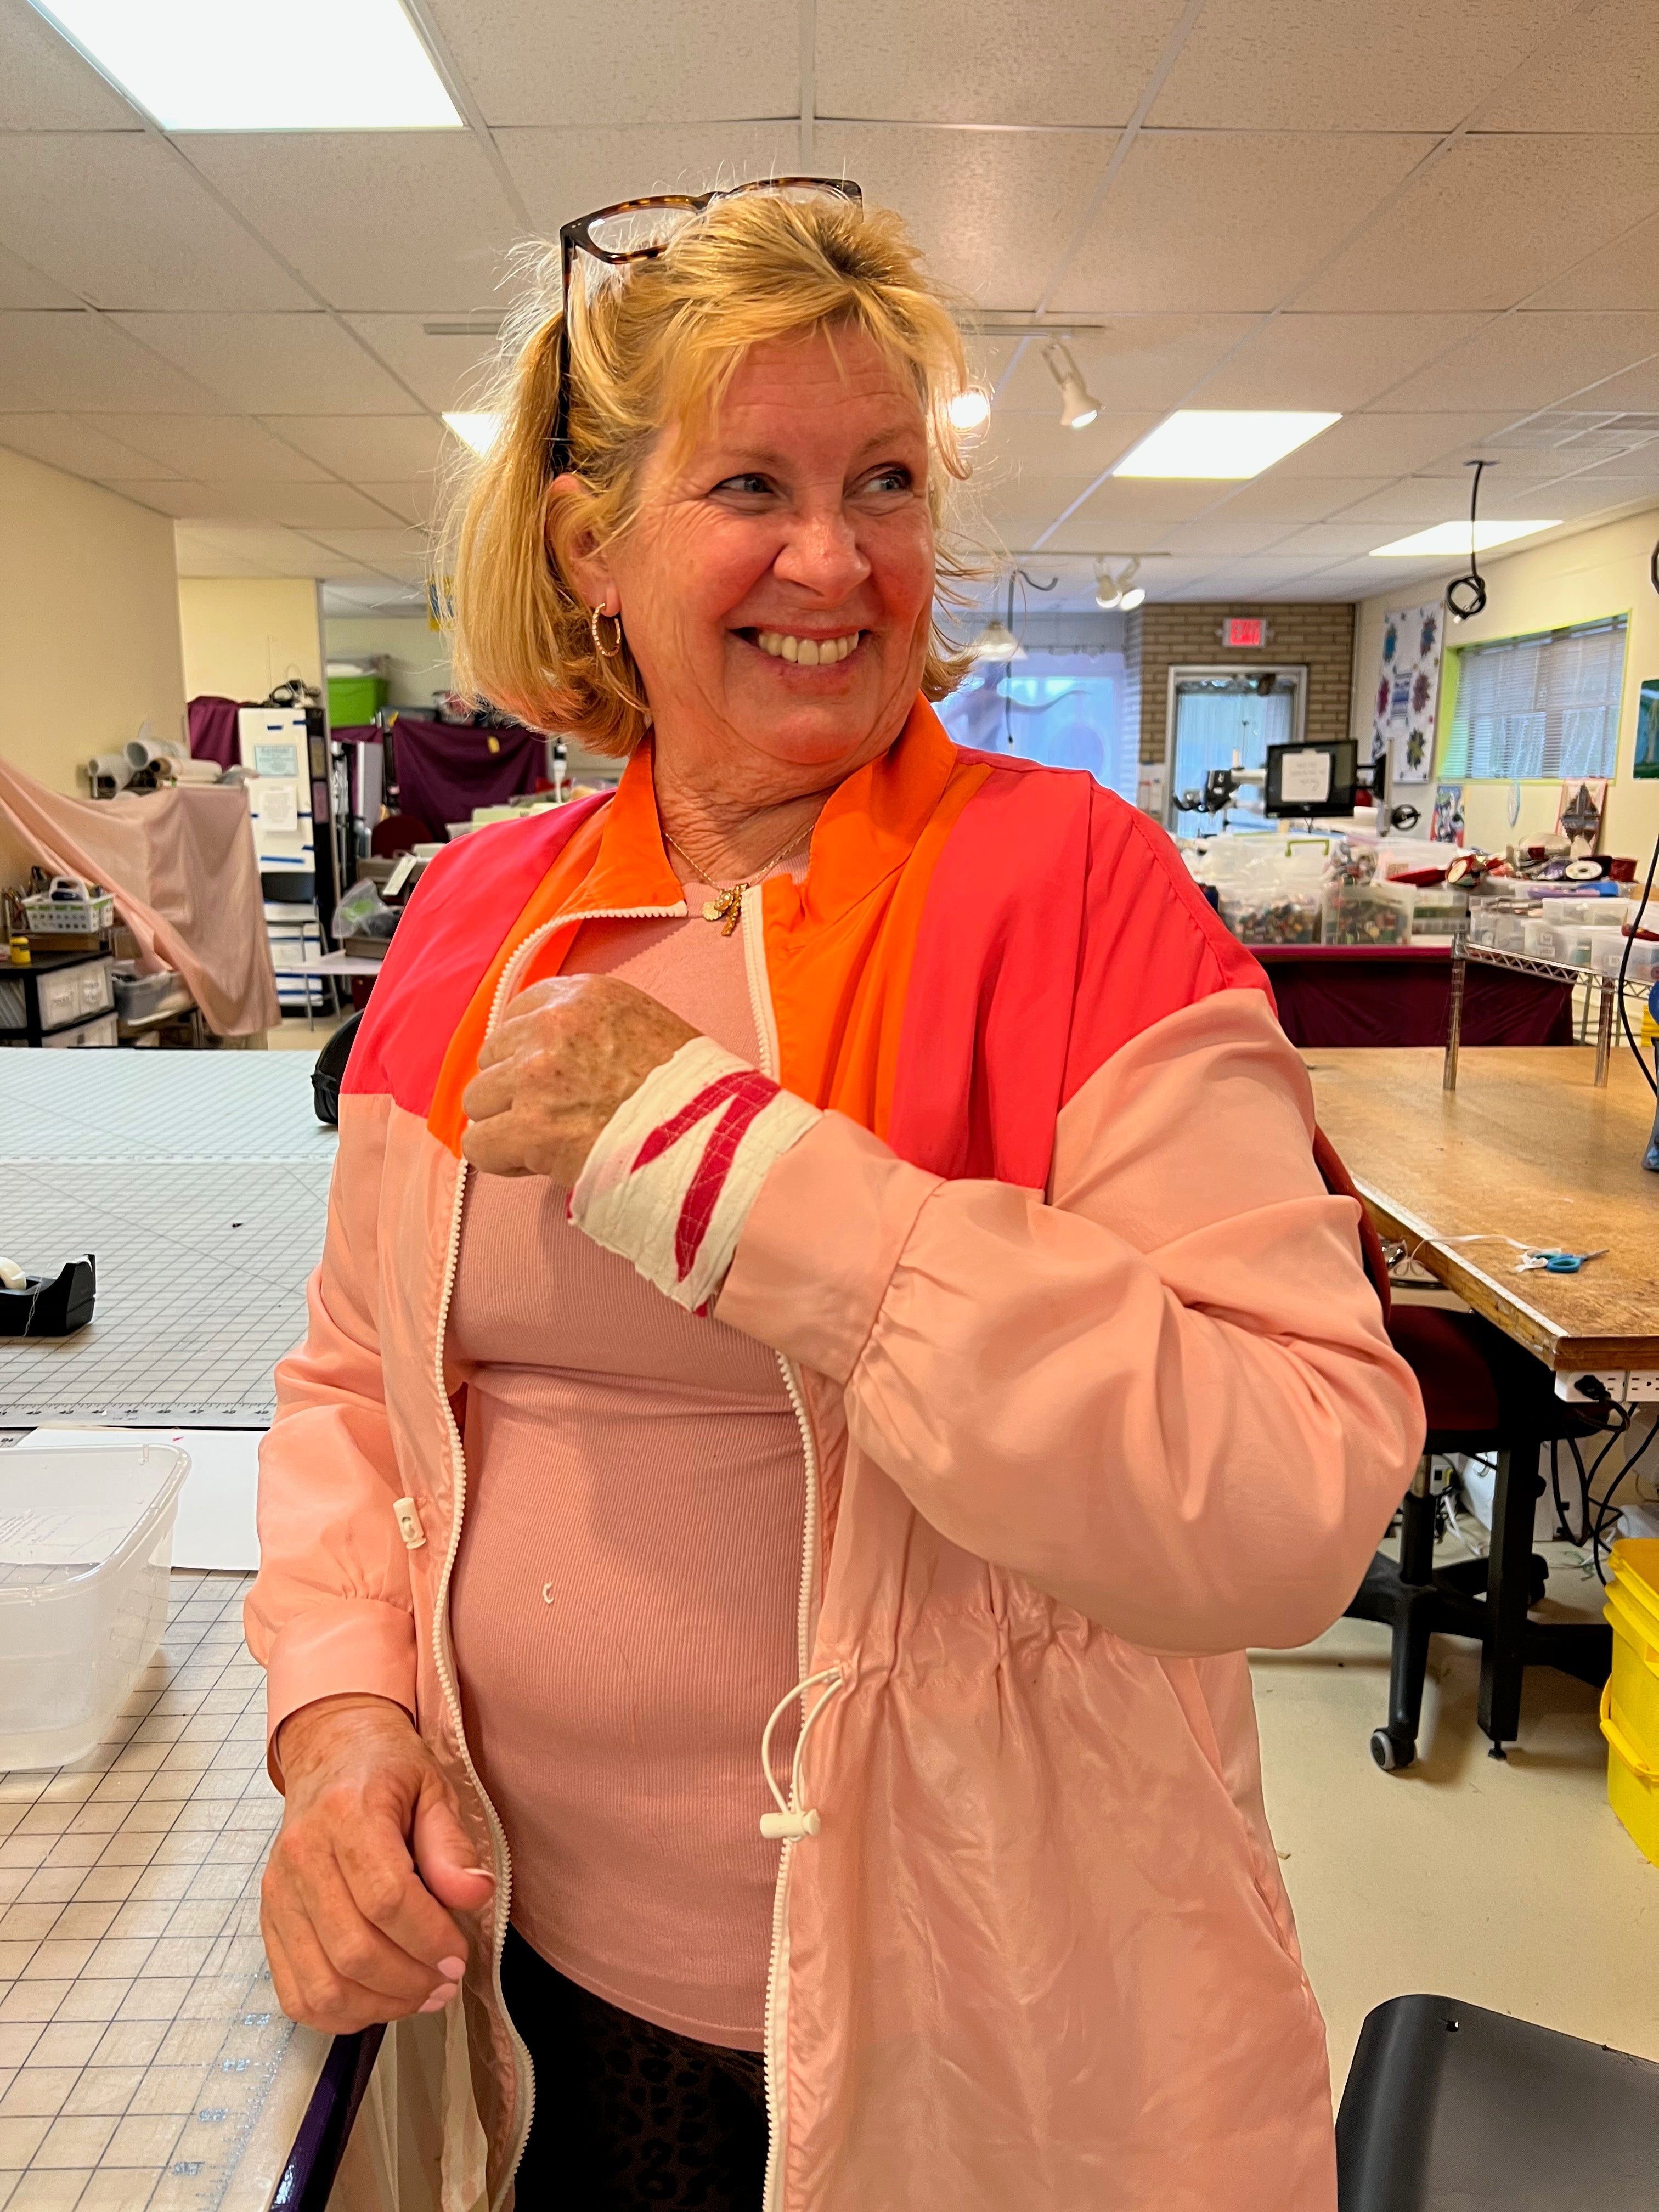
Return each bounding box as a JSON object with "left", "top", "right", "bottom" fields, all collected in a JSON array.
[{"left": 755, "top": 630, "right": 860, "bottom": 666}]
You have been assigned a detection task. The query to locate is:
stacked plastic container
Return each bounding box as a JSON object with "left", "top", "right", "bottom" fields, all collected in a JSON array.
[
  {"left": 1602, "top": 1539, "right": 1659, "bottom": 1866},
  {"left": 0, "top": 1446, "right": 189, "bottom": 1770}
]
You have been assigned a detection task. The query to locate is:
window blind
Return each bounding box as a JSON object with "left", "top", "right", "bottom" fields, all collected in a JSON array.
[{"left": 1443, "top": 617, "right": 1627, "bottom": 780}]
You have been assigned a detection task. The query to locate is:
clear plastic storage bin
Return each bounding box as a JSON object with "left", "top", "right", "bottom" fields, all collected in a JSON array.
[
  {"left": 1591, "top": 933, "right": 1659, "bottom": 984},
  {"left": 1522, "top": 919, "right": 1596, "bottom": 967},
  {"left": 1218, "top": 887, "right": 1323, "bottom": 945},
  {"left": 1409, "top": 888, "right": 1468, "bottom": 941},
  {"left": 0, "top": 1446, "right": 189, "bottom": 1769},
  {"left": 1323, "top": 879, "right": 1415, "bottom": 947}
]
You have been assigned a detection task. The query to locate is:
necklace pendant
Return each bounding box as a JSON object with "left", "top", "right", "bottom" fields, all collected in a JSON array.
[
  {"left": 703, "top": 887, "right": 740, "bottom": 930},
  {"left": 719, "top": 888, "right": 743, "bottom": 937}
]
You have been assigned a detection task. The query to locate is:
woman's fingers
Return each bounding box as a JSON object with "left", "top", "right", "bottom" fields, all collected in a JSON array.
[
  {"left": 410, "top": 1771, "right": 498, "bottom": 1914},
  {"left": 267, "top": 1902, "right": 452, "bottom": 2035}
]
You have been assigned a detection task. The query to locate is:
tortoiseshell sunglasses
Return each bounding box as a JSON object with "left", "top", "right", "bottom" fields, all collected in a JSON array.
[{"left": 547, "top": 178, "right": 864, "bottom": 475}]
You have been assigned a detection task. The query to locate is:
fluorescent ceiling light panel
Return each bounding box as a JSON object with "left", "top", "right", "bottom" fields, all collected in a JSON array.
[
  {"left": 33, "top": 0, "right": 462, "bottom": 129},
  {"left": 1369, "top": 519, "right": 1562, "bottom": 557},
  {"left": 443, "top": 412, "right": 500, "bottom": 455},
  {"left": 1114, "top": 411, "right": 1340, "bottom": 479}
]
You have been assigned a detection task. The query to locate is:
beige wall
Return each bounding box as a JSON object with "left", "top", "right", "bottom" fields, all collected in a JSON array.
[
  {"left": 1352, "top": 506, "right": 1659, "bottom": 863},
  {"left": 0, "top": 448, "right": 186, "bottom": 881},
  {"left": 177, "top": 577, "right": 323, "bottom": 704},
  {"left": 325, "top": 614, "right": 452, "bottom": 709}
]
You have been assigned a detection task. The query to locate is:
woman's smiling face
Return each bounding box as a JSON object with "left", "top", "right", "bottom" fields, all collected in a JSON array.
[{"left": 570, "top": 322, "right": 937, "bottom": 790}]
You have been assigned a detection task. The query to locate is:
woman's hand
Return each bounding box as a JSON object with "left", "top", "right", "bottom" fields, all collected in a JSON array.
[
  {"left": 262, "top": 1694, "right": 496, "bottom": 2035},
  {"left": 461, "top": 974, "right": 698, "bottom": 1183}
]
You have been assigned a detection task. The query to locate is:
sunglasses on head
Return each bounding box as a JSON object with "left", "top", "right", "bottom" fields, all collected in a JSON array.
[{"left": 547, "top": 177, "right": 864, "bottom": 477}]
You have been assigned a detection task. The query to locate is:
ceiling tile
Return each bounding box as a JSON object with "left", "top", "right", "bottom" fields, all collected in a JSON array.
[
  {"left": 1060, "top": 476, "right": 1240, "bottom": 533},
  {"left": 1212, "top": 474, "right": 1393, "bottom": 522},
  {"left": 302, "top": 527, "right": 431, "bottom": 567},
  {"left": 994, "top": 316, "right": 1262, "bottom": 413},
  {"left": 225, "top": 483, "right": 416, "bottom": 529},
  {"left": 109, "top": 313, "right": 422, "bottom": 414},
  {"left": 0, "top": 134, "right": 307, "bottom": 311},
  {"left": 1520, "top": 476, "right": 1659, "bottom": 519},
  {"left": 1149, "top": 0, "right": 1576, "bottom": 129},
  {"left": 1153, "top": 518, "right": 1302, "bottom": 557},
  {"left": 1549, "top": 357, "right": 1659, "bottom": 414},
  {"left": 817, "top": 0, "right": 1193, "bottom": 126},
  {"left": 342, "top": 315, "right": 499, "bottom": 413},
  {"left": 1528, "top": 215, "right": 1659, "bottom": 312},
  {"left": 1192, "top": 312, "right": 1491, "bottom": 411},
  {"left": 182, "top": 134, "right": 521, "bottom": 314},
  {"left": 499, "top": 125, "right": 799, "bottom": 235},
  {"left": 260, "top": 415, "right": 446, "bottom": 479},
  {"left": 174, "top": 522, "right": 341, "bottom": 575},
  {"left": 0, "top": 242, "right": 81, "bottom": 311},
  {"left": 974, "top": 408, "right": 1163, "bottom": 486},
  {"left": 96, "top": 480, "right": 252, "bottom": 520},
  {"left": 1479, "top": 0, "right": 1659, "bottom": 129},
  {"left": 354, "top": 480, "right": 438, "bottom": 526},
  {"left": 1380, "top": 311, "right": 1659, "bottom": 411},
  {"left": 0, "top": 0, "right": 136, "bottom": 127},
  {"left": 0, "top": 411, "right": 177, "bottom": 479},
  {"left": 1272, "top": 522, "right": 1412, "bottom": 559},
  {"left": 0, "top": 311, "right": 213, "bottom": 409},
  {"left": 1053, "top": 133, "right": 1437, "bottom": 314},
  {"left": 425, "top": 0, "right": 796, "bottom": 126},
  {"left": 1263, "top": 411, "right": 1521, "bottom": 476},
  {"left": 86, "top": 413, "right": 333, "bottom": 482},
  {"left": 815, "top": 125, "right": 1119, "bottom": 309},
  {"left": 1336, "top": 479, "right": 1496, "bottom": 523},
  {"left": 1300, "top": 137, "right": 1659, "bottom": 312}
]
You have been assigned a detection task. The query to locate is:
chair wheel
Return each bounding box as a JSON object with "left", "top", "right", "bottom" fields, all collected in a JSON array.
[{"left": 1370, "top": 1728, "right": 1415, "bottom": 1771}]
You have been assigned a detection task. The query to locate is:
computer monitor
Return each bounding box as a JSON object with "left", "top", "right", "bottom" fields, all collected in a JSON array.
[{"left": 1263, "top": 738, "right": 1358, "bottom": 817}]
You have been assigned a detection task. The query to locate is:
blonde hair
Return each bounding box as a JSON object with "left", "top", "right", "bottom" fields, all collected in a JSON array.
[{"left": 442, "top": 189, "right": 979, "bottom": 756}]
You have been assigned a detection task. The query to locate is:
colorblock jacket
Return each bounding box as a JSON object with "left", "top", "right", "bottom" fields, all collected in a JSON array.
[{"left": 247, "top": 700, "right": 1424, "bottom": 2212}]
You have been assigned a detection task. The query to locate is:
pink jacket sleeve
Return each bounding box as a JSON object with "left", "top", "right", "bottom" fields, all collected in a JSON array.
[
  {"left": 716, "top": 988, "right": 1424, "bottom": 1655},
  {"left": 245, "top": 1092, "right": 419, "bottom": 1759}
]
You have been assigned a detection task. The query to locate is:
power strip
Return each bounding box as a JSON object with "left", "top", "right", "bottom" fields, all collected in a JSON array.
[{"left": 1554, "top": 1370, "right": 1659, "bottom": 1404}]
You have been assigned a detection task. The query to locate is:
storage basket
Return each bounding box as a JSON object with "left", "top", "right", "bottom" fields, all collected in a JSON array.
[
  {"left": 20, "top": 878, "right": 114, "bottom": 936},
  {"left": 1601, "top": 1540, "right": 1659, "bottom": 1867}
]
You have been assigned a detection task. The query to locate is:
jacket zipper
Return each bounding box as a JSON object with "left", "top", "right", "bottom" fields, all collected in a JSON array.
[
  {"left": 426, "top": 899, "right": 685, "bottom": 2212},
  {"left": 743, "top": 889, "right": 822, "bottom": 2212}
]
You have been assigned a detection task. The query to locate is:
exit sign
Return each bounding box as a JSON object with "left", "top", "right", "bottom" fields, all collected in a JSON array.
[{"left": 1223, "top": 617, "right": 1267, "bottom": 649}]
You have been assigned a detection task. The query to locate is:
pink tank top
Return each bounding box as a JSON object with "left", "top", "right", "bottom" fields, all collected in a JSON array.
[{"left": 448, "top": 882, "right": 803, "bottom": 2049}]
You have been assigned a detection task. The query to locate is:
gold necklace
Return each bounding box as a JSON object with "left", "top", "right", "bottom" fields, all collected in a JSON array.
[{"left": 662, "top": 826, "right": 808, "bottom": 936}]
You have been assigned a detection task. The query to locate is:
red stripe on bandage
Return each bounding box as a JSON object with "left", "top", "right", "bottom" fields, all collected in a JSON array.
[{"left": 630, "top": 1070, "right": 781, "bottom": 1282}]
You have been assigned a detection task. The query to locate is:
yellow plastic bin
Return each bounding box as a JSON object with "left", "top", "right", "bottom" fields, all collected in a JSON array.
[{"left": 1600, "top": 1538, "right": 1659, "bottom": 1866}]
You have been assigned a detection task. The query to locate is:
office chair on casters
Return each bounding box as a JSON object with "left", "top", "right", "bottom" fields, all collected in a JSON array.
[
  {"left": 1313, "top": 1135, "right": 1610, "bottom": 1772},
  {"left": 1336, "top": 1994, "right": 1659, "bottom": 2209}
]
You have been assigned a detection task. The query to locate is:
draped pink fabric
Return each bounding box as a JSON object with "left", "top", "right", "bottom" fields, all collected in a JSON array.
[{"left": 0, "top": 758, "right": 279, "bottom": 1036}]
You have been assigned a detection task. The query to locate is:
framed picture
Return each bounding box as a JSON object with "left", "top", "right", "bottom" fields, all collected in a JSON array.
[
  {"left": 1432, "top": 782, "right": 1465, "bottom": 846},
  {"left": 1372, "top": 604, "right": 1443, "bottom": 786},
  {"left": 1636, "top": 677, "right": 1659, "bottom": 780},
  {"left": 1556, "top": 777, "right": 1609, "bottom": 854}
]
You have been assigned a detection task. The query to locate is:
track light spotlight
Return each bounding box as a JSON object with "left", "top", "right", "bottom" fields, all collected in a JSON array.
[{"left": 1042, "top": 342, "right": 1100, "bottom": 431}]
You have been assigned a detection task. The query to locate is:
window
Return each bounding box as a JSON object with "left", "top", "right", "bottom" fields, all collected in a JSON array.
[
  {"left": 935, "top": 652, "right": 1130, "bottom": 798},
  {"left": 1442, "top": 617, "right": 1627, "bottom": 781},
  {"left": 1166, "top": 667, "right": 1306, "bottom": 835}
]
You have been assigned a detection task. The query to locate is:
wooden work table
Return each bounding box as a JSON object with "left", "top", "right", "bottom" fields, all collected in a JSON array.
[{"left": 1302, "top": 1046, "right": 1659, "bottom": 1374}]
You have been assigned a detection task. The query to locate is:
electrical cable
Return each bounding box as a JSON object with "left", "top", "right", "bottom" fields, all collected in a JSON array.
[
  {"left": 1588, "top": 1414, "right": 1659, "bottom": 1584},
  {"left": 997, "top": 567, "right": 1058, "bottom": 751},
  {"left": 1446, "top": 459, "right": 1489, "bottom": 622}
]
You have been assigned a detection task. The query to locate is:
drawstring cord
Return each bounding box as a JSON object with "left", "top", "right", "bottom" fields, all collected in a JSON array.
[{"left": 758, "top": 1667, "right": 844, "bottom": 1841}]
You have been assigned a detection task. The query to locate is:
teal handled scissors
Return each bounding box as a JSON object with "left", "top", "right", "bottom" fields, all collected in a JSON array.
[{"left": 1515, "top": 1248, "right": 1610, "bottom": 1273}]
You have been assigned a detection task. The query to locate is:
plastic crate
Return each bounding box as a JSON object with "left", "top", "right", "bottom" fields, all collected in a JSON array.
[
  {"left": 328, "top": 674, "right": 388, "bottom": 727},
  {"left": 1602, "top": 1541, "right": 1659, "bottom": 1867},
  {"left": 0, "top": 1446, "right": 189, "bottom": 1769},
  {"left": 20, "top": 878, "right": 114, "bottom": 936},
  {"left": 113, "top": 963, "right": 191, "bottom": 1023}
]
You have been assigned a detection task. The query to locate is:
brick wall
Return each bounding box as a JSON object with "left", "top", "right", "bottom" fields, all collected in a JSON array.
[{"left": 1132, "top": 603, "right": 1356, "bottom": 765}]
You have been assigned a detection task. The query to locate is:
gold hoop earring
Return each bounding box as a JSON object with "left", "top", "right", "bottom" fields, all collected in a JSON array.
[{"left": 590, "top": 607, "right": 624, "bottom": 659}]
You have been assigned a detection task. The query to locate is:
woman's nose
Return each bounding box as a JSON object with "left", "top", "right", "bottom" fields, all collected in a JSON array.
[{"left": 772, "top": 511, "right": 871, "bottom": 600}]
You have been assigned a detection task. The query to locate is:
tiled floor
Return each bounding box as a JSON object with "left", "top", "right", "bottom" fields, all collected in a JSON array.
[{"left": 0, "top": 1576, "right": 319, "bottom": 2212}]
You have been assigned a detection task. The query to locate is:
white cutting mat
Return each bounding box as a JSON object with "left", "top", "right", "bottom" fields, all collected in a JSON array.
[
  {"left": 0, "top": 1162, "right": 330, "bottom": 1429},
  {"left": 0, "top": 1052, "right": 337, "bottom": 1167},
  {"left": 0, "top": 1570, "right": 327, "bottom": 2212}
]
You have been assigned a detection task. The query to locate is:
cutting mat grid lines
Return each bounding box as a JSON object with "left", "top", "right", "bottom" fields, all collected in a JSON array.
[
  {"left": 0, "top": 1164, "right": 331, "bottom": 1427},
  {"left": 0, "top": 1571, "right": 325, "bottom": 2212},
  {"left": 0, "top": 1054, "right": 338, "bottom": 1167}
]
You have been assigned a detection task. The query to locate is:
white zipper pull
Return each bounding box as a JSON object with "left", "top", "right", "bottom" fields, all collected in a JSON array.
[
  {"left": 758, "top": 1667, "right": 843, "bottom": 1844},
  {"left": 392, "top": 1496, "right": 426, "bottom": 1549},
  {"left": 760, "top": 1808, "right": 821, "bottom": 1841}
]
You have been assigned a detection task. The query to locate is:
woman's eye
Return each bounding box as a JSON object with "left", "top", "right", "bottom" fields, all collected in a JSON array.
[
  {"left": 712, "top": 473, "right": 774, "bottom": 498},
  {"left": 861, "top": 467, "right": 913, "bottom": 496}
]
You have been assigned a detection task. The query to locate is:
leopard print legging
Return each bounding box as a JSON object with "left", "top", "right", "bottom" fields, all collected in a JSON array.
[{"left": 503, "top": 1928, "right": 769, "bottom": 2208}]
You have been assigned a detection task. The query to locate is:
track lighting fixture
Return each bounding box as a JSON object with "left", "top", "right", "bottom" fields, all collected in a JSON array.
[{"left": 1042, "top": 342, "right": 1099, "bottom": 431}]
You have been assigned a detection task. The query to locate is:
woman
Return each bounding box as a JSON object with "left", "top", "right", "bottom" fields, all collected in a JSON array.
[{"left": 250, "top": 184, "right": 1423, "bottom": 2212}]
